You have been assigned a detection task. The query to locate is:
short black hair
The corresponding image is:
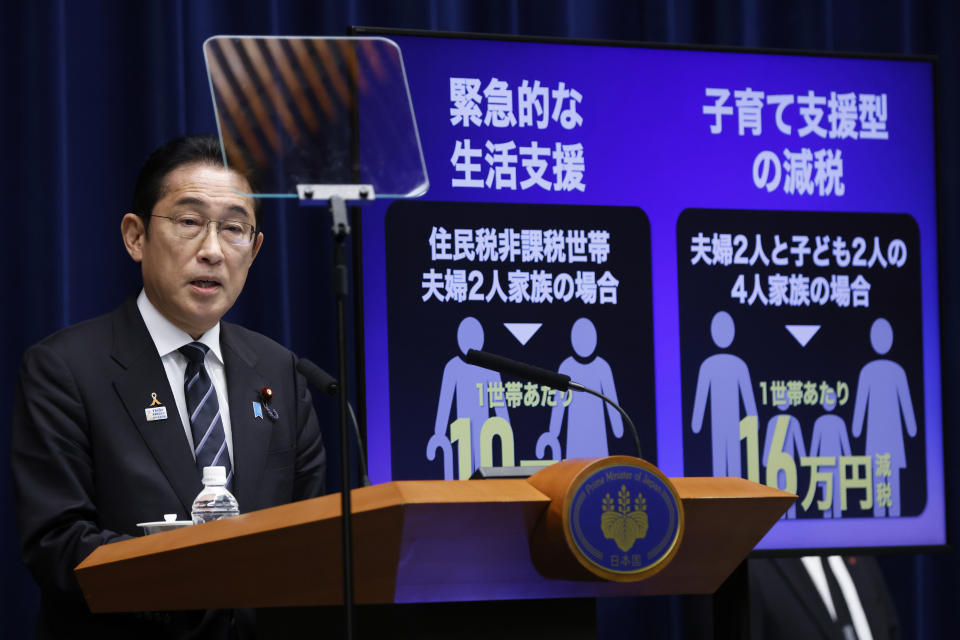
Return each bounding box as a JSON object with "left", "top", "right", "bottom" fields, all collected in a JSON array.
[{"left": 131, "top": 135, "right": 262, "bottom": 232}]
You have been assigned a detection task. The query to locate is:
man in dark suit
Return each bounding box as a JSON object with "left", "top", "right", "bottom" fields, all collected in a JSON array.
[
  {"left": 749, "top": 556, "right": 900, "bottom": 639},
  {"left": 11, "top": 135, "right": 326, "bottom": 638}
]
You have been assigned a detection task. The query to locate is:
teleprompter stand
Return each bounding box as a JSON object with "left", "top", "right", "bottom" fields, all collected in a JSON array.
[{"left": 297, "top": 185, "right": 375, "bottom": 639}]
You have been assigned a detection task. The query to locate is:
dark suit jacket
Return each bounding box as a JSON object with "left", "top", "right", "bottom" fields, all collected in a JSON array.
[
  {"left": 749, "top": 556, "right": 900, "bottom": 640},
  {"left": 11, "top": 296, "right": 326, "bottom": 638}
]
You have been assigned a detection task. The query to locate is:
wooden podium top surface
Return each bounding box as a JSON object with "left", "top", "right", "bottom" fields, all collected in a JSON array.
[{"left": 76, "top": 475, "right": 794, "bottom": 611}]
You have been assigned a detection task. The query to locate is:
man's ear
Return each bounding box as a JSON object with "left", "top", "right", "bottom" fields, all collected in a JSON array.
[
  {"left": 121, "top": 213, "right": 146, "bottom": 262},
  {"left": 250, "top": 231, "right": 264, "bottom": 261}
]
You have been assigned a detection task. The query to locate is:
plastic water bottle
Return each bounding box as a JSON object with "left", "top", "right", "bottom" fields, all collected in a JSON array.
[{"left": 191, "top": 466, "right": 239, "bottom": 524}]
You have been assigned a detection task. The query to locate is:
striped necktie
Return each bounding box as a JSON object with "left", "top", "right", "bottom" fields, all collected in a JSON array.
[
  {"left": 821, "top": 556, "right": 858, "bottom": 640},
  {"left": 179, "top": 342, "right": 232, "bottom": 485}
]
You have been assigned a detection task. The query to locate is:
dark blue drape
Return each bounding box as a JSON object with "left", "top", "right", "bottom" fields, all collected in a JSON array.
[{"left": 2, "top": 1, "right": 958, "bottom": 637}]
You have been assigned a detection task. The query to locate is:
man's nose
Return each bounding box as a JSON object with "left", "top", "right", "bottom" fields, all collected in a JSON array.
[{"left": 196, "top": 221, "right": 225, "bottom": 261}]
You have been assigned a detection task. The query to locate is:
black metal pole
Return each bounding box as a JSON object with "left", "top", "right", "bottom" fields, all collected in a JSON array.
[{"left": 331, "top": 197, "right": 355, "bottom": 640}]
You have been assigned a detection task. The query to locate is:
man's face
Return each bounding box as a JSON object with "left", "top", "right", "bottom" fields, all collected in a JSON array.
[{"left": 122, "top": 163, "right": 263, "bottom": 338}]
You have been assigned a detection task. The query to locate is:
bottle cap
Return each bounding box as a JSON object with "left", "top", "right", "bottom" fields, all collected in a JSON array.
[{"left": 202, "top": 466, "right": 227, "bottom": 486}]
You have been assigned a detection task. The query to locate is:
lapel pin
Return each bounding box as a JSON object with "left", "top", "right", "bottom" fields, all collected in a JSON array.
[
  {"left": 145, "top": 393, "right": 168, "bottom": 422},
  {"left": 252, "top": 401, "right": 263, "bottom": 420},
  {"left": 260, "top": 386, "right": 279, "bottom": 421}
]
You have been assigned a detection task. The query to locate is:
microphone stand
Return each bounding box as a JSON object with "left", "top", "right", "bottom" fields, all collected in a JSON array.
[
  {"left": 464, "top": 348, "right": 643, "bottom": 459},
  {"left": 568, "top": 381, "right": 642, "bottom": 459}
]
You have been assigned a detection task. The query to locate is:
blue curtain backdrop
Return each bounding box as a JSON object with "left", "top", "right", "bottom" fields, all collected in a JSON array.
[{"left": 1, "top": 1, "right": 957, "bottom": 637}]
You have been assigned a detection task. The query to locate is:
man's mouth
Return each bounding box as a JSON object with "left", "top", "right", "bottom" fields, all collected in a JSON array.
[{"left": 190, "top": 279, "right": 221, "bottom": 289}]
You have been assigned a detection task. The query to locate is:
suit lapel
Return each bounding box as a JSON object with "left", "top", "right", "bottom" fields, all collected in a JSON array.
[
  {"left": 110, "top": 297, "right": 200, "bottom": 516},
  {"left": 221, "top": 323, "right": 272, "bottom": 511},
  {"left": 772, "top": 557, "right": 843, "bottom": 640}
]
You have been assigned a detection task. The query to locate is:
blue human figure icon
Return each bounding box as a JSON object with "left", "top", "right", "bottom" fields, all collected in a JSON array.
[
  {"left": 427, "top": 317, "right": 510, "bottom": 479},
  {"left": 850, "top": 318, "right": 918, "bottom": 517},
  {"left": 690, "top": 311, "right": 758, "bottom": 477},
  {"left": 762, "top": 396, "right": 807, "bottom": 519},
  {"left": 809, "top": 388, "right": 851, "bottom": 519},
  {"left": 536, "top": 318, "right": 623, "bottom": 460}
]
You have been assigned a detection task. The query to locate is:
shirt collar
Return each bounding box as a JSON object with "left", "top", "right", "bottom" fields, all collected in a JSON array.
[{"left": 137, "top": 289, "right": 223, "bottom": 364}]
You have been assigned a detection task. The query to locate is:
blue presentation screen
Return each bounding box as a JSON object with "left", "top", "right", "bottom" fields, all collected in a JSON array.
[{"left": 357, "top": 32, "right": 944, "bottom": 551}]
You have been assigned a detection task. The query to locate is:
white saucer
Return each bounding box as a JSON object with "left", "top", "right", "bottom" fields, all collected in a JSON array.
[{"left": 137, "top": 518, "right": 193, "bottom": 535}]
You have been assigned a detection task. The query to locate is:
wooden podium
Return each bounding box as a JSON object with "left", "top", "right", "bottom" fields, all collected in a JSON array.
[{"left": 76, "top": 457, "right": 794, "bottom": 613}]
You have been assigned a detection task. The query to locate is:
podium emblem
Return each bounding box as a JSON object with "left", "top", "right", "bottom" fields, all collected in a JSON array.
[
  {"left": 600, "top": 484, "right": 649, "bottom": 551},
  {"left": 566, "top": 459, "right": 682, "bottom": 578}
]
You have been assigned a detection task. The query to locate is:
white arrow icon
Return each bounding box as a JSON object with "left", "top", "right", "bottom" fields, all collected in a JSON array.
[
  {"left": 785, "top": 324, "right": 821, "bottom": 347},
  {"left": 504, "top": 322, "right": 542, "bottom": 346}
]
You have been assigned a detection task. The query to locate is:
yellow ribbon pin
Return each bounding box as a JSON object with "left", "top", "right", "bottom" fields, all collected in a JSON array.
[{"left": 149, "top": 392, "right": 162, "bottom": 407}]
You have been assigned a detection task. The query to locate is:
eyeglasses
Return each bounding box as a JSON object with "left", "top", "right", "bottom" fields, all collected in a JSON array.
[{"left": 151, "top": 214, "right": 256, "bottom": 246}]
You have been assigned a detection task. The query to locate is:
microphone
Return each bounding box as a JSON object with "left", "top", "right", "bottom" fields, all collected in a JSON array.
[
  {"left": 464, "top": 349, "right": 643, "bottom": 459},
  {"left": 296, "top": 358, "right": 370, "bottom": 486},
  {"left": 464, "top": 349, "right": 572, "bottom": 391},
  {"left": 296, "top": 358, "right": 339, "bottom": 396}
]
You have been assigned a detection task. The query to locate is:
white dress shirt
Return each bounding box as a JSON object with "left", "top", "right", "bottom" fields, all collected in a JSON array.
[
  {"left": 137, "top": 289, "right": 234, "bottom": 465},
  {"left": 800, "top": 555, "right": 874, "bottom": 640}
]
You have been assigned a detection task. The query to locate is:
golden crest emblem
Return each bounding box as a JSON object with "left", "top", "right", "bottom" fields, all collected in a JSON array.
[{"left": 600, "top": 484, "right": 649, "bottom": 552}]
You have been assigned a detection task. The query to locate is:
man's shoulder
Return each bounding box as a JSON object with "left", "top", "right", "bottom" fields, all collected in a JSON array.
[
  {"left": 17, "top": 305, "right": 130, "bottom": 387},
  {"left": 27, "top": 308, "right": 118, "bottom": 359},
  {"left": 220, "top": 320, "right": 294, "bottom": 363}
]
